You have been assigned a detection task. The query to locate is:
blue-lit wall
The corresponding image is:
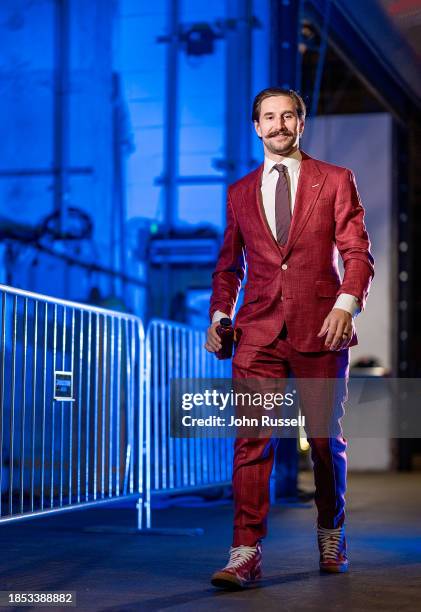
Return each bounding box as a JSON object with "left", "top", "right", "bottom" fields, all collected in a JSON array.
[
  {"left": 0, "top": 1, "right": 116, "bottom": 301},
  {"left": 119, "top": 0, "right": 270, "bottom": 229},
  {"left": 0, "top": 0, "right": 271, "bottom": 321}
]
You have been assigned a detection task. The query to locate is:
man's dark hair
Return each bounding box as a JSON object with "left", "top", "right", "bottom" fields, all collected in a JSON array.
[{"left": 252, "top": 87, "right": 306, "bottom": 122}]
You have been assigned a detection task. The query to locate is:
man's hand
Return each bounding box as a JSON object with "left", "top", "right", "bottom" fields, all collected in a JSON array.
[
  {"left": 204, "top": 322, "right": 223, "bottom": 353},
  {"left": 317, "top": 308, "right": 354, "bottom": 350}
]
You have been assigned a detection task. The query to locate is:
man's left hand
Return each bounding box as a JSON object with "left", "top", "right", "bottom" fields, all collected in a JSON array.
[{"left": 317, "top": 308, "right": 354, "bottom": 350}]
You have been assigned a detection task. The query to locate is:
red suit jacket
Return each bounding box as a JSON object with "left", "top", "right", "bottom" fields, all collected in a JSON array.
[{"left": 209, "top": 150, "right": 375, "bottom": 352}]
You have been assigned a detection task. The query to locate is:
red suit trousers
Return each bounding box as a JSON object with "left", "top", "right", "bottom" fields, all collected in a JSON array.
[{"left": 231, "top": 327, "right": 349, "bottom": 547}]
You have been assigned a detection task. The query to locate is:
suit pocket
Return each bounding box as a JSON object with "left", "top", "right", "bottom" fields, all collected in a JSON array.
[
  {"left": 236, "top": 290, "right": 260, "bottom": 321},
  {"left": 316, "top": 280, "right": 339, "bottom": 298},
  {"left": 242, "top": 283, "right": 260, "bottom": 306},
  {"left": 243, "top": 294, "right": 259, "bottom": 306}
]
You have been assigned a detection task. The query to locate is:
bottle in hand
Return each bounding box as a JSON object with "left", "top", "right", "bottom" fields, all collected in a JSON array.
[{"left": 215, "top": 317, "right": 235, "bottom": 360}]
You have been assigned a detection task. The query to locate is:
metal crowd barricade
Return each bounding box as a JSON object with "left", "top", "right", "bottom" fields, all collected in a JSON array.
[
  {"left": 0, "top": 284, "right": 145, "bottom": 526},
  {"left": 144, "top": 319, "right": 234, "bottom": 530}
]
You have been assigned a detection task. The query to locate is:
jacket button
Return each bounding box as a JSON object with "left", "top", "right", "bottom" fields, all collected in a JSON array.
[
  {"left": 280, "top": 296, "right": 283, "bottom": 301},
  {"left": 281, "top": 264, "right": 288, "bottom": 270}
]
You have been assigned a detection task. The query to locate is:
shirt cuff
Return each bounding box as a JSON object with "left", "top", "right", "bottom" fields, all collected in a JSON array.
[
  {"left": 334, "top": 293, "right": 360, "bottom": 317},
  {"left": 212, "top": 310, "right": 229, "bottom": 324}
]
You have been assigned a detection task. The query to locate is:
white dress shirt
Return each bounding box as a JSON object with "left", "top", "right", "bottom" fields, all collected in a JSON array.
[{"left": 212, "top": 151, "right": 360, "bottom": 324}]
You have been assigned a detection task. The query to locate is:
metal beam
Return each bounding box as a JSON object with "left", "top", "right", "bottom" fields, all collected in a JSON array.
[
  {"left": 270, "top": 0, "right": 300, "bottom": 89},
  {"left": 304, "top": 0, "right": 420, "bottom": 123},
  {"left": 155, "top": 175, "right": 225, "bottom": 185},
  {"left": 53, "top": 0, "right": 71, "bottom": 236},
  {"left": 0, "top": 167, "right": 92, "bottom": 178},
  {"left": 225, "top": 0, "right": 254, "bottom": 184},
  {"left": 163, "top": 0, "right": 180, "bottom": 234}
]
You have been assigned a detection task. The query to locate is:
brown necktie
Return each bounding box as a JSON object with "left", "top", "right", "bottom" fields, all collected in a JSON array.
[{"left": 274, "top": 163, "right": 291, "bottom": 245}]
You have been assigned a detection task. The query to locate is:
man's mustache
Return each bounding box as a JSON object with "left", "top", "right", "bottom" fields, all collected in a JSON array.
[{"left": 268, "top": 131, "right": 293, "bottom": 138}]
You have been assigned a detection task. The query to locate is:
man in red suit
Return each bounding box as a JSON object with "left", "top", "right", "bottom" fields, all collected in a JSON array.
[{"left": 204, "top": 87, "right": 374, "bottom": 588}]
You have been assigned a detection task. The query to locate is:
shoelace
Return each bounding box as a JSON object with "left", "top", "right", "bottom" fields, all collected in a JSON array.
[
  {"left": 224, "top": 545, "right": 258, "bottom": 570},
  {"left": 318, "top": 526, "right": 344, "bottom": 559}
]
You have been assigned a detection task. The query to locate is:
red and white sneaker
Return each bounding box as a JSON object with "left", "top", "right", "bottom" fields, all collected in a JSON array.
[
  {"left": 211, "top": 543, "right": 262, "bottom": 589},
  {"left": 318, "top": 525, "right": 349, "bottom": 573}
]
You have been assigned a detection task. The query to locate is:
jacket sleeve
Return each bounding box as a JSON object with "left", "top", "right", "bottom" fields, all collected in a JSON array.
[
  {"left": 209, "top": 187, "right": 246, "bottom": 323},
  {"left": 334, "top": 169, "right": 375, "bottom": 310}
]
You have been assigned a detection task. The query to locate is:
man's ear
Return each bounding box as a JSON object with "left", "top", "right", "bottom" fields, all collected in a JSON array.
[
  {"left": 299, "top": 119, "right": 305, "bottom": 136},
  {"left": 254, "top": 120, "right": 262, "bottom": 138}
]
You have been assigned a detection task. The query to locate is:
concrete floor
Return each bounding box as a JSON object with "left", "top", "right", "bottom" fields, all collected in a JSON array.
[{"left": 0, "top": 472, "right": 420, "bottom": 612}]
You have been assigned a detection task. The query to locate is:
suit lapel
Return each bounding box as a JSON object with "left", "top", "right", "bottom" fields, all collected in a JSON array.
[
  {"left": 243, "top": 151, "right": 327, "bottom": 258},
  {"left": 240, "top": 164, "right": 281, "bottom": 257},
  {"left": 255, "top": 165, "right": 283, "bottom": 256},
  {"left": 282, "top": 152, "right": 327, "bottom": 258}
]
